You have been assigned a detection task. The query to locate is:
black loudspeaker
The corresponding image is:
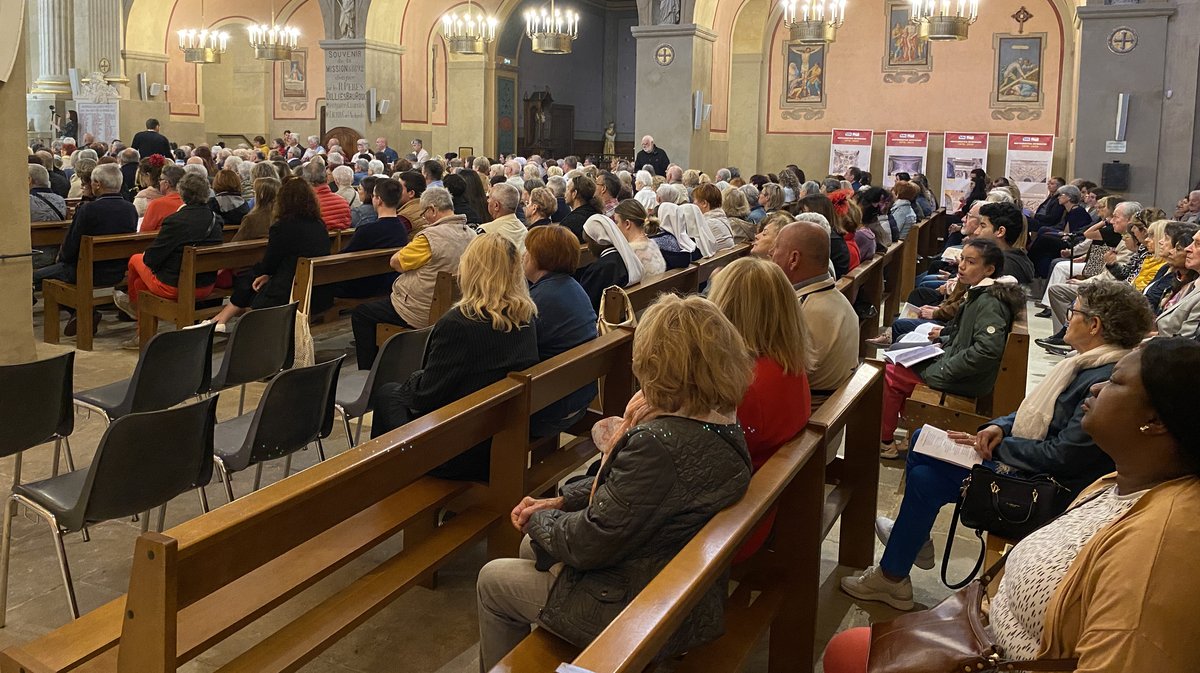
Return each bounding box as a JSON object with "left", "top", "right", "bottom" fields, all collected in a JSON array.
[{"left": 1101, "top": 161, "right": 1130, "bottom": 192}]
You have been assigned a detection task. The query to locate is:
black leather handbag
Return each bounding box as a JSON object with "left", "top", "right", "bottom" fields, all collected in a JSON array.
[{"left": 941, "top": 464, "right": 1068, "bottom": 589}]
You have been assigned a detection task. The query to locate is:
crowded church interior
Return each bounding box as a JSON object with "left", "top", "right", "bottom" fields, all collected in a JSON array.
[{"left": 0, "top": 0, "right": 1198, "bottom": 671}]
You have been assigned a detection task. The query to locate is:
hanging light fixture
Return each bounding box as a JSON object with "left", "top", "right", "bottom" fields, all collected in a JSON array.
[
  {"left": 524, "top": 0, "right": 579, "bottom": 55},
  {"left": 783, "top": 1, "right": 846, "bottom": 45},
  {"left": 909, "top": 0, "right": 979, "bottom": 41},
  {"left": 443, "top": 0, "right": 499, "bottom": 55},
  {"left": 177, "top": 0, "right": 228, "bottom": 64},
  {"left": 248, "top": 2, "right": 300, "bottom": 61}
]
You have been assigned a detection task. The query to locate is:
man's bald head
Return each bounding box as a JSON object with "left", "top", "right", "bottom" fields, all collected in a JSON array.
[{"left": 771, "top": 221, "right": 830, "bottom": 284}]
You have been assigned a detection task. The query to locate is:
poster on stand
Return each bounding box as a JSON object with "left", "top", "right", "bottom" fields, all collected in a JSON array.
[
  {"left": 941, "top": 132, "right": 990, "bottom": 209},
  {"left": 1005, "top": 133, "right": 1055, "bottom": 203},
  {"left": 828, "top": 129, "right": 874, "bottom": 177},
  {"left": 882, "top": 130, "right": 929, "bottom": 188}
]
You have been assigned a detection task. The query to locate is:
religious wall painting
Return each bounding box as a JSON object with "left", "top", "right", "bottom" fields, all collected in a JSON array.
[
  {"left": 781, "top": 43, "right": 826, "bottom": 120},
  {"left": 281, "top": 48, "right": 308, "bottom": 99},
  {"left": 882, "top": 1, "right": 930, "bottom": 84},
  {"left": 991, "top": 33, "right": 1045, "bottom": 121}
]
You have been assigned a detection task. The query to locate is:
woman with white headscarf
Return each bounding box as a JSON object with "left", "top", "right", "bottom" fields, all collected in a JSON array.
[
  {"left": 576, "top": 214, "right": 644, "bottom": 311},
  {"left": 650, "top": 202, "right": 699, "bottom": 270},
  {"left": 678, "top": 202, "right": 718, "bottom": 258},
  {"left": 635, "top": 171, "right": 658, "bottom": 212}
]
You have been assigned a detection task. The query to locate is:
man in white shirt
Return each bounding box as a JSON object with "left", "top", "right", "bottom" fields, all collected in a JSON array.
[
  {"left": 301, "top": 135, "right": 325, "bottom": 161},
  {"left": 480, "top": 183, "right": 527, "bottom": 255},
  {"left": 411, "top": 138, "right": 430, "bottom": 164}
]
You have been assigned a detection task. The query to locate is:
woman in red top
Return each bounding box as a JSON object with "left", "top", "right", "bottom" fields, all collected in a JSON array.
[{"left": 708, "top": 256, "right": 812, "bottom": 560}]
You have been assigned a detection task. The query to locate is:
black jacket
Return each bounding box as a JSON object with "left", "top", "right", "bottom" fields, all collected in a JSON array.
[
  {"left": 528, "top": 416, "right": 751, "bottom": 655},
  {"left": 575, "top": 248, "right": 628, "bottom": 312},
  {"left": 633, "top": 147, "right": 671, "bottom": 177},
  {"left": 560, "top": 202, "right": 599, "bottom": 242},
  {"left": 48, "top": 169, "right": 70, "bottom": 198},
  {"left": 553, "top": 196, "right": 570, "bottom": 223},
  {"left": 60, "top": 193, "right": 137, "bottom": 285},
  {"left": 1033, "top": 194, "right": 1066, "bottom": 229},
  {"left": 830, "top": 231, "right": 851, "bottom": 279},
  {"left": 337, "top": 216, "right": 409, "bottom": 298},
  {"left": 1002, "top": 248, "right": 1036, "bottom": 285},
  {"left": 131, "top": 130, "right": 172, "bottom": 159},
  {"left": 120, "top": 163, "right": 139, "bottom": 200},
  {"left": 143, "top": 204, "right": 224, "bottom": 287},
  {"left": 253, "top": 214, "right": 332, "bottom": 307},
  {"left": 452, "top": 195, "right": 482, "bottom": 225}
]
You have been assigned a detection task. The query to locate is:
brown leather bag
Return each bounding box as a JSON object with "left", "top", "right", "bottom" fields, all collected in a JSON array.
[{"left": 867, "top": 556, "right": 1077, "bottom": 673}]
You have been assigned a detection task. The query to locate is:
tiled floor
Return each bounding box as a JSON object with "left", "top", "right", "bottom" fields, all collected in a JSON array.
[{"left": 0, "top": 299, "right": 1062, "bottom": 671}]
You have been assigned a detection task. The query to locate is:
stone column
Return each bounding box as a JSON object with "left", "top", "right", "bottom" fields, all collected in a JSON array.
[
  {"left": 1072, "top": 2, "right": 1176, "bottom": 206},
  {"left": 321, "top": 39, "right": 368, "bottom": 133},
  {"left": 32, "top": 0, "right": 73, "bottom": 94},
  {"left": 630, "top": 23, "right": 716, "bottom": 171},
  {"left": 1, "top": 27, "right": 38, "bottom": 363},
  {"left": 85, "top": 0, "right": 124, "bottom": 82}
]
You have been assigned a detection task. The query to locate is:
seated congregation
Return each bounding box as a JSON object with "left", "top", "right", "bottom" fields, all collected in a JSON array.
[{"left": 13, "top": 134, "right": 1200, "bottom": 672}]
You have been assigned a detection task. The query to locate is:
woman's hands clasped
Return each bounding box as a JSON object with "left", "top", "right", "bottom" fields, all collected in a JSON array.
[{"left": 510, "top": 496, "right": 565, "bottom": 532}]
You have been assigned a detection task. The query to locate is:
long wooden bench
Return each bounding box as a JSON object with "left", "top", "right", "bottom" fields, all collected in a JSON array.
[
  {"left": 42, "top": 232, "right": 158, "bottom": 351},
  {"left": 694, "top": 243, "right": 752, "bottom": 286},
  {"left": 135, "top": 240, "right": 270, "bottom": 347},
  {"left": 31, "top": 220, "right": 72, "bottom": 249},
  {"left": 374, "top": 271, "right": 459, "bottom": 346},
  {"left": 916, "top": 210, "right": 949, "bottom": 275},
  {"left": 600, "top": 265, "right": 699, "bottom": 324},
  {"left": 836, "top": 252, "right": 887, "bottom": 357},
  {"left": 495, "top": 360, "right": 886, "bottom": 673},
  {"left": 290, "top": 247, "right": 400, "bottom": 327},
  {"left": 0, "top": 377, "right": 534, "bottom": 673}
]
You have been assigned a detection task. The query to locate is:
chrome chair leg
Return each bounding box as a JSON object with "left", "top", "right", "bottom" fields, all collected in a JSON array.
[
  {"left": 354, "top": 417, "right": 364, "bottom": 446},
  {"left": 14, "top": 496, "right": 79, "bottom": 620},
  {"left": 61, "top": 436, "right": 75, "bottom": 472},
  {"left": 196, "top": 485, "right": 211, "bottom": 514},
  {"left": 215, "top": 459, "right": 235, "bottom": 503},
  {"left": 316, "top": 438, "right": 327, "bottom": 462},
  {"left": 338, "top": 407, "right": 354, "bottom": 449},
  {"left": 238, "top": 384, "right": 246, "bottom": 416},
  {"left": 283, "top": 454, "right": 293, "bottom": 477},
  {"left": 252, "top": 463, "right": 263, "bottom": 492},
  {"left": 51, "top": 438, "right": 61, "bottom": 477},
  {"left": 0, "top": 497, "right": 17, "bottom": 627}
]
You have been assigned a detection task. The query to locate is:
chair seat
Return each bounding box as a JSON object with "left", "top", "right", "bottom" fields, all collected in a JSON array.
[
  {"left": 334, "top": 368, "right": 370, "bottom": 417},
  {"left": 214, "top": 413, "right": 256, "bottom": 471},
  {"left": 73, "top": 380, "right": 132, "bottom": 418},
  {"left": 14, "top": 470, "right": 87, "bottom": 527}
]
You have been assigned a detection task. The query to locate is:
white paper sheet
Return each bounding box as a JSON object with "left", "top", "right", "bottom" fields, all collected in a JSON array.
[{"left": 912, "top": 424, "right": 982, "bottom": 470}]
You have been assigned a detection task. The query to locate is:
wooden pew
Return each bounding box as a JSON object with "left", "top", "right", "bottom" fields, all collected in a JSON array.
[
  {"left": 0, "top": 377, "right": 533, "bottom": 673},
  {"left": 916, "top": 210, "right": 948, "bottom": 274},
  {"left": 693, "top": 243, "right": 752, "bottom": 286},
  {"left": 42, "top": 232, "right": 157, "bottom": 351},
  {"left": 835, "top": 253, "right": 886, "bottom": 358},
  {"left": 375, "top": 271, "right": 459, "bottom": 345},
  {"left": 31, "top": 220, "right": 72, "bottom": 249},
  {"left": 900, "top": 315, "right": 1029, "bottom": 434},
  {"left": 895, "top": 216, "right": 929, "bottom": 311},
  {"left": 600, "top": 265, "right": 699, "bottom": 324},
  {"left": 290, "top": 247, "right": 399, "bottom": 321},
  {"left": 495, "top": 362, "right": 886, "bottom": 673},
  {"left": 136, "top": 240, "right": 270, "bottom": 346},
  {"left": 880, "top": 239, "right": 905, "bottom": 328}
]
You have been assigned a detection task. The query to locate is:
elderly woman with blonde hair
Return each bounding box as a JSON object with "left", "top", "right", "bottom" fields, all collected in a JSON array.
[
  {"left": 370, "top": 232, "right": 539, "bottom": 474},
  {"left": 477, "top": 293, "right": 753, "bottom": 671},
  {"left": 722, "top": 185, "right": 756, "bottom": 243},
  {"left": 332, "top": 165, "right": 358, "bottom": 207}
]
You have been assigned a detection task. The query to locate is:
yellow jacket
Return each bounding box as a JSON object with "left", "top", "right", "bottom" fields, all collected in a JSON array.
[
  {"left": 1134, "top": 256, "right": 1165, "bottom": 291},
  {"left": 1037, "top": 473, "right": 1200, "bottom": 672}
]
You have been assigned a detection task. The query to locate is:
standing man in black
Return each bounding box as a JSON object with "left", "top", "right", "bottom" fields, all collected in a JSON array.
[
  {"left": 633, "top": 135, "right": 670, "bottom": 177},
  {"left": 131, "top": 118, "right": 172, "bottom": 159}
]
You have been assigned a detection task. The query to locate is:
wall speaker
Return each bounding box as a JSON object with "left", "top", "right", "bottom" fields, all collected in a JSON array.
[
  {"left": 377, "top": 99, "right": 391, "bottom": 116},
  {"left": 149, "top": 82, "right": 163, "bottom": 97},
  {"left": 368, "top": 87, "right": 377, "bottom": 122},
  {"left": 1101, "top": 161, "right": 1130, "bottom": 192},
  {"left": 1115, "top": 93, "right": 1130, "bottom": 142},
  {"left": 692, "top": 90, "right": 704, "bottom": 130}
]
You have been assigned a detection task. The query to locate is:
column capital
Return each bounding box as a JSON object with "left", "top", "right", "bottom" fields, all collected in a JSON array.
[
  {"left": 630, "top": 23, "right": 717, "bottom": 43},
  {"left": 1075, "top": 3, "right": 1177, "bottom": 26}
]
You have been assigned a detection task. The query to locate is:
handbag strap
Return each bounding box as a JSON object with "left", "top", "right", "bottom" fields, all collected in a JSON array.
[{"left": 940, "top": 496, "right": 988, "bottom": 590}]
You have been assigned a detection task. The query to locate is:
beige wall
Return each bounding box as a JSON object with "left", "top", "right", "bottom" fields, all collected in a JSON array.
[{"left": 3, "top": 30, "right": 37, "bottom": 363}]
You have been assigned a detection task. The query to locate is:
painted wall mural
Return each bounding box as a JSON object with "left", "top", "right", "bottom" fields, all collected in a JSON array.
[
  {"left": 883, "top": 1, "right": 930, "bottom": 83},
  {"left": 992, "top": 33, "right": 1045, "bottom": 120},
  {"left": 781, "top": 43, "right": 826, "bottom": 120}
]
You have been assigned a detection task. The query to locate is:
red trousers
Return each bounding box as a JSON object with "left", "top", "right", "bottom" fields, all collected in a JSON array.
[
  {"left": 823, "top": 627, "right": 870, "bottom": 673},
  {"left": 126, "top": 253, "right": 214, "bottom": 309},
  {"left": 882, "top": 362, "right": 923, "bottom": 442}
]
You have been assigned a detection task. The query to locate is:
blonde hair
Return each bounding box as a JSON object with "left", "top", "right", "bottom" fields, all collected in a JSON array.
[
  {"left": 456, "top": 233, "right": 537, "bottom": 332},
  {"left": 682, "top": 169, "right": 701, "bottom": 188},
  {"left": 633, "top": 294, "right": 754, "bottom": 416},
  {"left": 707, "top": 257, "right": 808, "bottom": 376}
]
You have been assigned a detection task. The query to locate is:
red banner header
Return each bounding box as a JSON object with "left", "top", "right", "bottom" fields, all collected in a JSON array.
[
  {"left": 832, "top": 129, "right": 873, "bottom": 146},
  {"left": 885, "top": 131, "right": 928, "bottom": 148},
  {"left": 1007, "top": 133, "right": 1054, "bottom": 152},
  {"left": 945, "top": 132, "right": 989, "bottom": 150}
]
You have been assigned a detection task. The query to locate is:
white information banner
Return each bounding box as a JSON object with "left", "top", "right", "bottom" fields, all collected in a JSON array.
[
  {"left": 828, "top": 128, "right": 874, "bottom": 177},
  {"left": 940, "top": 132, "right": 989, "bottom": 209},
  {"left": 77, "top": 101, "right": 120, "bottom": 144},
  {"left": 882, "top": 130, "right": 929, "bottom": 188},
  {"left": 1005, "top": 133, "right": 1056, "bottom": 203}
]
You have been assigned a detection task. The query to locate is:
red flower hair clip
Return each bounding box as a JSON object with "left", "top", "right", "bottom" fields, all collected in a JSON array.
[
  {"left": 146, "top": 153, "right": 168, "bottom": 168},
  {"left": 829, "top": 188, "right": 851, "bottom": 217}
]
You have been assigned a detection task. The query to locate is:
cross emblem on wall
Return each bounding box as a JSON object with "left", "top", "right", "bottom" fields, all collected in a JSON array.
[
  {"left": 655, "top": 44, "right": 675, "bottom": 67},
  {"left": 1010, "top": 6, "right": 1033, "bottom": 34},
  {"left": 1108, "top": 26, "right": 1137, "bottom": 54}
]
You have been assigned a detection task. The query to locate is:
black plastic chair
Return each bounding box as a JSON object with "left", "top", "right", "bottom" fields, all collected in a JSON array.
[
  {"left": 334, "top": 328, "right": 430, "bottom": 447},
  {"left": 0, "top": 396, "right": 218, "bottom": 623},
  {"left": 209, "top": 302, "right": 297, "bottom": 414},
  {"left": 73, "top": 324, "right": 216, "bottom": 424},
  {"left": 0, "top": 352, "right": 77, "bottom": 486},
  {"left": 213, "top": 356, "right": 344, "bottom": 502}
]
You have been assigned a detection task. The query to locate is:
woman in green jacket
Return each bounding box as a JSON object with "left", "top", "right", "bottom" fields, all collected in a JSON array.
[{"left": 880, "top": 238, "right": 1026, "bottom": 457}]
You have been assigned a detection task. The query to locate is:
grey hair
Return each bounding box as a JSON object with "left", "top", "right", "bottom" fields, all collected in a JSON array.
[
  {"left": 307, "top": 135, "right": 320, "bottom": 144},
  {"left": 489, "top": 182, "right": 520, "bottom": 213},
  {"left": 739, "top": 183, "right": 760, "bottom": 203},
  {"left": 223, "top": 155, "right": 242, "bottom": 171},
  {"left": 635, "top": 170, "right": 653, "bottom": 189},
  {"left": 28, "top": 164, "right": 50, "bottom": 187},
  {"left": 420, "top": 186, "right": 453, "bottom": 213},
  {"left": 1114, "top": 201, "right": 1144, "bottom": 219},
  {"left": 182, "top": 164, "right": 209, "bottom": 180},
  {"left": 91, "top": 163, "right": 123, "bottom": 192},
  {"left": 120, "top": 148, "right": 140, "bottom": 164},
  {"left": 76, "top": 148, "right": 98, "bottom": 162},
  {"left": 1055, "top": 184, "right": 1082, "bottom": 204},
  {"left": 367, "top": 160, "right": 385, "bottom": 175},
  {"left": 301, "top": 160, "right": 328, "bottom": 185},
  {"left": 715, "top": 168, "right": 731, "bottom": 182},
  {"left": 656, "top": 184, "right": 677, "bottom": 203},
  {"left": 236, "top": 161, "right": 254, "bottom": 180},
  {"left": 176, "top": 172, "right": 211, "bottom": 206},
  {"left": 985, "top": 189, "right": 1014, "bottom": 204},
  {"left": 332, "top": 165, "right": 354, "bottom": 187},
  {"left": 355, "top": 158, "right": 369, "bottom": 172},
  {"left": 795, "top": 212, "right": 831, "bottom": 234},
  {"left": 800, "top": 181, "right": 821, "bottom": 197},
  {"left": 546, "top": 175, "right": 567, "bottom": 197},
  {"left": 721, "top": 186, "right": 750, "bottom": 218},
  {"left": 251, "top": 162, "right": 277, "bottom": 180},
  {"left": 328, "top": 152, "right": 345, "bottom": 166}
]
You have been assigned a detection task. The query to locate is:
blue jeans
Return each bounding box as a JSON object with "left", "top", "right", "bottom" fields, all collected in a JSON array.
[
  {"left": 879, "top": 428, "right": 982, "bottom": 578},
  {"left": 891, "top": 318, "right": 941, "bottom": 340}
]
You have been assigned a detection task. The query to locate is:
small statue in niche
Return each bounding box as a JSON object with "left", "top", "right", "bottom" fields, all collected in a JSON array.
[
  {"left": 534, "top": 107, "right": 550, "bottom": 142},
  {"left": 603, "top": 122, "right": 616, "bottom": 157},
  {"left": 338, "top": 0, "right": 357, "bottom": 38},
  {"left": 658, "top": 0, "right": 681, "bottom": 24}
]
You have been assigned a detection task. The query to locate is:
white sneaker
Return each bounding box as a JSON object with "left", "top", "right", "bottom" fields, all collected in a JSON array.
[
  {"left": 839, "top": 565, "right": 914, "bottom": 611},
  {"left": 112, "top": 290, "right": 137, "bottom": 320},
  {"left": 875, "top": 516, "right": 936, "bottom": 570},
  {"left": 880, "top": 441, "right": 904, "bottom": 460},
  {"left": 191, "top": 319, "right": 230, "bottom": 334}
]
